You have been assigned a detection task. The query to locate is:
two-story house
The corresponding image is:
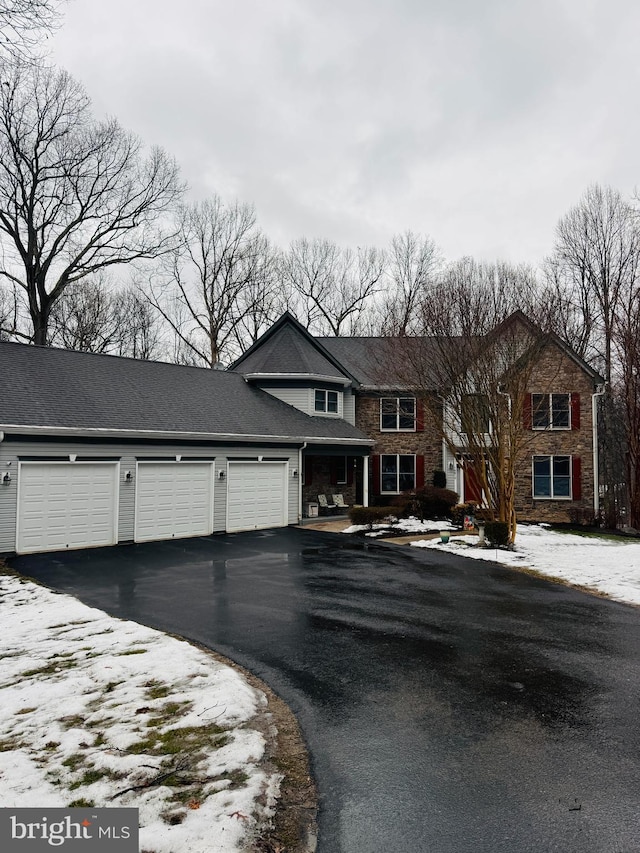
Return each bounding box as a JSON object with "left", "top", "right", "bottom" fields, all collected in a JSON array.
[{"left": 232, "top": 311, "right": 605, "bottom": 525}]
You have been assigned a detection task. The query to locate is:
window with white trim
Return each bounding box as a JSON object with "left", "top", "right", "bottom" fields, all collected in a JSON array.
[
  {"left": 532, "top": 394, "right": 570, "bottom": 429},
  {"left": 533, "top": 455, "right": 571, "bottom": 498},
  {"left": 381, "top": 454, "right": 415, "bottom": 493},
  {"left": 380, "top": 397, "right": 416, "bottom": 431},
  {"left": 315, "top": 389, "right": 339, "bottom": 414}
]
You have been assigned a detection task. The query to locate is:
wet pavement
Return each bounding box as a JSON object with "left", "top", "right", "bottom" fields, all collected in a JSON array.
[{"left": 10, "top": 527, "right": 640, "bottom": 853}]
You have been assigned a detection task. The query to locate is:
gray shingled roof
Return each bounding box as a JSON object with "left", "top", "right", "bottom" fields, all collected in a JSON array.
[
  {"left": 233, "top": 323, "right": 347, "bottom": 378},
  {"left": 318, "top": 336, "right": 455, "bottom": 389},
  {"left": 0, "top": 342, "right": 370, "bottom": 443}
]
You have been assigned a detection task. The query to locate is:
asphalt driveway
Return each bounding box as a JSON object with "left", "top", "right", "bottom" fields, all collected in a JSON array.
[{"left": 10, "top": 528, "right": 640, "bottom": 853}]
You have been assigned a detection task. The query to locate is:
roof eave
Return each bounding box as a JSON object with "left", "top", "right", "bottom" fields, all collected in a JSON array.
[
  {"left": 0, "top": 424, "right": 373, "bottom": 446},
  {"left": 244, "top": 372, "right": 352, "bottom": 387}
]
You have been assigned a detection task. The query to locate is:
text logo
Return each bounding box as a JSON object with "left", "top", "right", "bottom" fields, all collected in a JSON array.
[{"left": 0, "top": 809, "right": 138, "bottom": 851}]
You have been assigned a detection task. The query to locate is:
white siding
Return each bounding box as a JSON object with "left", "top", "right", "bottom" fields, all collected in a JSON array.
[
  {"left": 0, "top": 440, "right": 301, "bottom": 553},
  {"left": 342, "top": 389, "right": 356, "bottom": 425},
  {"left": 258, "top": 386, "right": 313, "bottom": 415}
]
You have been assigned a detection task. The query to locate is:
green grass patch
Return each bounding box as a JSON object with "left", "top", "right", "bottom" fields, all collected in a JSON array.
[
  {"left": 0, "top": 737, "right": 23, "bottom": 752},
  {"left": 59, "top": 715, "right": 86, "bottom": 730},
  {"left": 144, "top": 680, "right": 171, "bottom": 700},
  {"left": 68, "top": 798, "right": 95, "bottom": 808},
  {"left": 15, "top": 707, "right": 37, "bottom": 715},
  {"left": 118, "top": 648, "right": 148, "bottom": 656},
  {"left": 62, "top": 753, "right": 85, "bottom": 772},
  {"left": 553, "top": 527, "right": 632, "bottom": 542},
  {"left": 22, "top": 658, "right": 78, "bottom": 677},
  {"left": 220, "top": 769, "right": 249, "bottom": 789},
  {"left": 69, "top": 768, "right": 110, "bottom": 791},
  {"left": 127, "top": 723, "right": 228, "bottom": 756}
]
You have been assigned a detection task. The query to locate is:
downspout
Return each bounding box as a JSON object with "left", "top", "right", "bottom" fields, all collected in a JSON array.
[
  {"left": 592, "top": 384, "right": 606, "bottom": 519},
  {"left": 298, "top": 442, "right": 307, "bottom": 522}
]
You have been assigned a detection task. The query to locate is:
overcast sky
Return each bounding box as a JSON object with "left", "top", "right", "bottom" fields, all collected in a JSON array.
[{"left": 50, "top": 0, "right": 640, "bottom": 265}]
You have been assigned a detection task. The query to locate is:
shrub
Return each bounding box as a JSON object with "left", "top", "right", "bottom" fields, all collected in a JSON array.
[
  {"left": 405, "top": 486, "right": 458, "bottom": 521},
  {"left": 432, "top": 469, "right": 447, "bottom": 489},
  {"left": 348, "top": 506, "right": 395, "bottom": 527},
  {"left": 484, "top": 520, "right": 510, "bottom": 548}
]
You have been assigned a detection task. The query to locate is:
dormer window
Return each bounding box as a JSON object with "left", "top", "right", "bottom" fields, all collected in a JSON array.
[{"left": 315, "top": 389, "right": 339, "bottom": 413}]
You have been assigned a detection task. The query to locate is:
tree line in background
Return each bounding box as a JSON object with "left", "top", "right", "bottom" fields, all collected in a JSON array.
[{"left": 0, "top": 18, "right": 638, "bottom": 531}]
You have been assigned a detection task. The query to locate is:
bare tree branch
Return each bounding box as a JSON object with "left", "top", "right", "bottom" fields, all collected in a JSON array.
[
  {"left": 0, "top": 1, "right": 64, "bottom": 61},
  {"left": 0, "top": 62, "right": 184, "bottom": 344}
]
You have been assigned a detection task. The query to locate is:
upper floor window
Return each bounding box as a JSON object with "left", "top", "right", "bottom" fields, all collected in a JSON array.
[
  {"left": 461, "top": 394, "right": 491, "bottom": 435},
  {"left": 532, "top": 393, "right": 570, "bottom": 429},
  {"left": 315, "top": 389, "right": 339, "bottom": 414},
  {"left": 380, "top": 397, "right": 416, "bottom": 431}
]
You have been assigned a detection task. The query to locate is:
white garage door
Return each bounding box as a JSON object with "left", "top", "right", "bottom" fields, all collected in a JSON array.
[
  {"left": 135, "top": 462, "right": 213, "bottom": 543},
  {"left": 227, "top": 461, "right": 288, "bottom": 533},
  {"left": 17, "top": 462, "right": 119, "bottom": 555}
]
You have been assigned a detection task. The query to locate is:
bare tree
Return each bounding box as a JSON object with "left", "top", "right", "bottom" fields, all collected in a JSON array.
[
  {"left": 551, "top": 184, "right": 640, "bottom": 383},
  {"left": 49, "top": 276, "right": 120, "bottom": 353},
  {"left": 0, "top": 1, "right": 63, "bottom": 60},
  {"left": 282, "top": 237, "right": 385, "bottom": 335},
  {"left": 614, "top": 260, "right": 640, "bottom": 529},
  {"left": 0, "top": 63, "right": 183, "bottom": 345},
  {"left": 384, "top": 263, "right": 551, "bottom": 543},
  {"left": 375, "top": 230, "right": 441, "bottom": 335},
  {"left": 550, "top": 184, "right": 640, "bottom": 527},
  {"left": 148, "top": 196, "right": 276, "bottom": 367},
  {"left": 114, "top": 284, "right": 162, "bottom": 361}
]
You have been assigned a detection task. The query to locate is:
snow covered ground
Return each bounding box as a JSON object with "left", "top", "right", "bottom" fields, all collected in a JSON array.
[
  {"left": 0, "top": 574, "right": 280, "bottom": 853},
  {"left": 411, "top": 523, "right": 640, "bottom": 606}
]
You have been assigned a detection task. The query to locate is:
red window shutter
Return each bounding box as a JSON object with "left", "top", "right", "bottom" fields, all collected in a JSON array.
[
  {"left": 347, "top": 457, "right": 354, "bottom": 486},
  {"left": 572, "top": 456, "right": 582, "bottom": 500},
  {"left": 416, "top": 400, "right": 424, "bottom": 432},
  {"left": 571, "top": 393, "right": 581, "bottom": 430},
  {"left": 415, "top": 455, "right": 425, "bottom": 489},
  {"left": 523, "top": 393, "right": 532, "bottom": 430},
  {"left": 371, "top": 454, "right": 381, "bottom": 496}
]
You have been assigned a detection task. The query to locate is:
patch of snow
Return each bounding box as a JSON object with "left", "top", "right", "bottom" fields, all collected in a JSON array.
[
  {"left": 411, "top": 524, "right": 640, "bottom": 605},
  {"left": 342, "top": 516, "right": 456, "bottom": 535},
  {"left": 0, "top": 576, "right": 279, "bottom": 852}
]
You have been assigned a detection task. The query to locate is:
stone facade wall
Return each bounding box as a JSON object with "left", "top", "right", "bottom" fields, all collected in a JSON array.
[
  {"left": 302, "top": 456, "right": 357, "bottom": 512},
  {"left": 514, "top": 346, "right": 597, "bottom": 524},
  {"left": 355, "top": 395, "right": 443, "bottom": 494}
]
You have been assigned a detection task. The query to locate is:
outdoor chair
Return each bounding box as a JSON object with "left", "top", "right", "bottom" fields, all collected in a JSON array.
[
  {"left": 331, "top": 494, "right": 350, "bottom": 512},
  {"left": 317, "top": 494, "right": 338, "bottom": 515}
]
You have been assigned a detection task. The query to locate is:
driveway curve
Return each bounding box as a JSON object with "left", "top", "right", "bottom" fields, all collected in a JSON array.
[{"left": 11, "top": 527, "right": 640, "bottom": 853}]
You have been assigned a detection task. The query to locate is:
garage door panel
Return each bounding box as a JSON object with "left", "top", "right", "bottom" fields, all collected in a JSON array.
[
  {"left": 135, "top": 463, "right": 213, "bottom": 543},
  {"left": 227, "top": 462, "right": 288, "bottom": 533},
  {"left": 17, "top": 463, "right": 119, "bottom": 554}
]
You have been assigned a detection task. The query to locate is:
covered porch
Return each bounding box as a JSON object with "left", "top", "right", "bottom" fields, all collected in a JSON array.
[{"left": 301, "top": 445, "right": 370, "bottom": 516}]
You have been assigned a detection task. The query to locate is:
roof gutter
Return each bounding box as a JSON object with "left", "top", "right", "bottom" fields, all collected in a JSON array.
[
  {"left": 0, "top": 423, "right": 373, "bottom": 447},
  {"left": 244, "top": 373, "right": 351, "bottom": 387},
  {"left": 592, "top": 383, "right": 606, "bottom": 518}
]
